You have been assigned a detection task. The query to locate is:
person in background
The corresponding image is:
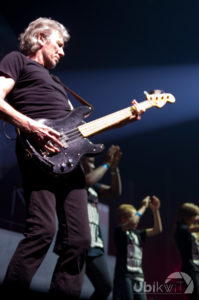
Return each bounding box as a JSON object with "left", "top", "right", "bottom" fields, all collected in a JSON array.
[
  {"left": 174, "top": 202, "right": 199, "bottom": 300},
  {"left": 113, "top": 195, "right": 162, "bottom": 300},
  {"left": 81, "top": 145, "right": 122, "bottom": 300}
]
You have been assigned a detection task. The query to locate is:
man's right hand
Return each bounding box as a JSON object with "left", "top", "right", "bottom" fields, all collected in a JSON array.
[{"left": 24, "top": 119, "right": 63, "bottom": 153}]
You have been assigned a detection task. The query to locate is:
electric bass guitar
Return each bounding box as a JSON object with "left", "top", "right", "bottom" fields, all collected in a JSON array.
[{"left": 20, "top": 91, "right": 175, "bottom": 176}]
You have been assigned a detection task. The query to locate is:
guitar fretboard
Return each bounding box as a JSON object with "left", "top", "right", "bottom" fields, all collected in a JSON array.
[{"left": 78, "top": 100, "right": 152, "bottom": 137}]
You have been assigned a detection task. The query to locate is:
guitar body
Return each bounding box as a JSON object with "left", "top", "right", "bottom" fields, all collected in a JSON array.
[
  {"left": 20, "top": 91, "right": 176, "bottom": 176},
  {"left": 21, "top": 106, "right": 104, "bottom": 176}
]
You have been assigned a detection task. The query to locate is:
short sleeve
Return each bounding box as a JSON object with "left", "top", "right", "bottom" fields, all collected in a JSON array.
[
  {"left": 137, "top": 229, "right": 147, "bottom": 243},
  {"left": 0, "top": 51, "right": 24, "bottom": 81}
]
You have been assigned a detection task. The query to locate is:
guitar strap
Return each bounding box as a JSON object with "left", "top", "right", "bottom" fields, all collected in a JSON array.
[{"left": 51, "top": 74, "right": 94, "bottom": 111}]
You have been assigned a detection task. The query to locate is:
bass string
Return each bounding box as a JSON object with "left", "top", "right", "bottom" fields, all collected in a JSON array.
[
  {"left": 80, "top": 100, "right": 153, "bottom": 136},
  {"left": 82, "top": 100, "right": 153, "bottom": 135},
  {"left": 54, "top": 101, "right": 151, "bottom": 140},
  {"left": 60, "top": 128, "right": 82, "bottom": 141},
  {"left": 79, "top": 107, "right": 132, "bottom": 136}
]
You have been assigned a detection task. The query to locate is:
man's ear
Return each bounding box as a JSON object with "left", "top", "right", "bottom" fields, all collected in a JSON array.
[{"left": 37, "top": 33, "right": 46, "bottom": 47}]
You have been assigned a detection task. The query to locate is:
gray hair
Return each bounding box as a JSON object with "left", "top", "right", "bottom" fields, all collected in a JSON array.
[{"left": 19, "top": 17, "right": 70, "bottom": 55}]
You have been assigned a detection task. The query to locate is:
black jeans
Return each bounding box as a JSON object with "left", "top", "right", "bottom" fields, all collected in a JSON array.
[
  {"left": 86, "top": 254, "right": 112, "bottom": 300},
  {"left": 3, "top": 140, "right": 91, "bottom": 298}
]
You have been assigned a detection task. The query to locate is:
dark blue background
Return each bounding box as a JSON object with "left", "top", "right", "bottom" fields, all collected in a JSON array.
[{"left": 0, "top": 1, "right": 199, "bottom": 298}]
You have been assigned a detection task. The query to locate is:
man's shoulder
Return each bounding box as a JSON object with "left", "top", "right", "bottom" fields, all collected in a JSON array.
[
  {"left": 131, "top": 228, "right": 147, "bottom": 242},
  {"left": 4, "top": 50, "right": 23, "bottom": 58},
  {"left": 0, "top": 51, "right": 25, "bottom": 64}
]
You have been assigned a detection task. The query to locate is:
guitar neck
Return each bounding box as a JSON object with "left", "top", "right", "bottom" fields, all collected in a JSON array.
[{"left": 78, "top": 100, "right": 153, "bottom": 138}]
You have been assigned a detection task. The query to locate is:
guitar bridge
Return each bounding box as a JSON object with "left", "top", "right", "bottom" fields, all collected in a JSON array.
[
  {"left": 60, "top": 132, "right": 69, "bottom": 149},
  {"left": 60, "top": 140, "right": 68, "bottom": 149}
]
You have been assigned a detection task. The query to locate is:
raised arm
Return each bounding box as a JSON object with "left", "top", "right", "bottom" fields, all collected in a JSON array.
[
  {"left": 84, "top": 145, "right": 122, "bottom": 198},
  {"left": 137, "top": 196, "right": 150, "bottom": 216},
  {"left": 0, "top": 75, "right": 62, "bottom": 153},
  {"left": 99, "top": 145, "right": 122, "bottom": 198},
  {"left": 121, "top": 196, "right": 151, "bottom": 231},
  {"left": 146, "top": 195, "right": 163, "bottom": 237}
]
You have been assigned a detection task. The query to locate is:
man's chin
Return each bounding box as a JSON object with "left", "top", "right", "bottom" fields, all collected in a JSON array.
[
  {"left": 49, "top": 63, "right": 57, "bottom": 69},
  {"left": 46, "top": 61, "right": 58, "bottom": 70}
]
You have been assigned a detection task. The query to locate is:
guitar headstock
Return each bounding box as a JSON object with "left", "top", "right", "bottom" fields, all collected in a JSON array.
[{"left": 144, "top": 90, "right": 175, "bottom": 108}]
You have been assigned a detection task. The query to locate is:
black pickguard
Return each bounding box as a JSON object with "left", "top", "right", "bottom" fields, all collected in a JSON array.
[{"left": 21, "top": 106, "right": 104, "bottom": 176}]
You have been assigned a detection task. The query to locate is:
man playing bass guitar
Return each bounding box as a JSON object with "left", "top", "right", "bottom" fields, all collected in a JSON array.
[{"left": 0, "top": 17, "right": 144, "bottom": 298}]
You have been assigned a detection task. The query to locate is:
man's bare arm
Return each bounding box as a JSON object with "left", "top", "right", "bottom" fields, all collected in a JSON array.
[{"left": 0, "top": 75, "right": 62, "bottom": 153}]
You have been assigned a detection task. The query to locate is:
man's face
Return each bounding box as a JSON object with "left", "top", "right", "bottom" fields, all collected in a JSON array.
[{"left": 42, "top": 30, "right": 65, "bottom": 69}]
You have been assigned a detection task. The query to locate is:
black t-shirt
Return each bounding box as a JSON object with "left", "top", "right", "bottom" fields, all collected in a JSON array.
[
  {"left": 0, "top": 51, "right": 71, "bottom": 119},
  {"left": 174, "top": 224, "right": 199, "bottom": 272},
  {"left": 114, "top": 225, "right": 147, "bottom": 281}
]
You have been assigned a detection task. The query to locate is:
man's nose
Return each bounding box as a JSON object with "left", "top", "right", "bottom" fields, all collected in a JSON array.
[{"left": 59, "top": 48, "right": 65, "bottom": 57}]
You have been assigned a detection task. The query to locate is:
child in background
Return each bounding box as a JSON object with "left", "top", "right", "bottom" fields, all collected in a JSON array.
[
  {"left": 81, "top": 145, "right": 122, "bottom": 300},
  {"left": 113, "top": 195, "right": 162, "bottom": 300},
  {"left": 174, "top": 202, "right": 199, "bottom": 300}
]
